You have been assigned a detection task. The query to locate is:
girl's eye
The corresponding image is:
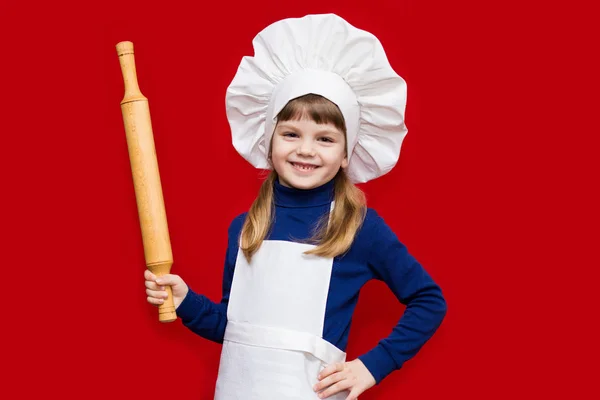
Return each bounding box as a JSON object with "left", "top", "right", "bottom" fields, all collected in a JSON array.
[
  {"left": 319, "top": 137, "right": 334, "bottom": 143},
  {"left": 283, "top": 132, "right": 299, "bottom": 138}
]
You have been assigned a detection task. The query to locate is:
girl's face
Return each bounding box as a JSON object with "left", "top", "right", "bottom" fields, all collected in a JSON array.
[{"left": 271, "top": 118, "right": 348, "bottom": 190}]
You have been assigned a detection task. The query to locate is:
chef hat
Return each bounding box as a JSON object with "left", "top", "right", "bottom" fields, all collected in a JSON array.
[{"left": 225, "top": 13, "right": 408, "bottom": 183}]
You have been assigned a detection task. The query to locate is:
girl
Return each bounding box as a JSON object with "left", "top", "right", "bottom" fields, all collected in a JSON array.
[{"left": 144, "top": 14, "right": 446, "bottom": 400}]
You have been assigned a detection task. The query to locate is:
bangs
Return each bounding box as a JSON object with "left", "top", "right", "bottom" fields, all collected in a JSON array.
[{"left": 277, "top": 94, "right": 347, "bottom": 135}]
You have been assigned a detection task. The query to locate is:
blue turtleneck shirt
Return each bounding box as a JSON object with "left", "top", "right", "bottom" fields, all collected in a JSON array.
[{"left": 176, "top": 178, "right": 447, "bottom": 384}]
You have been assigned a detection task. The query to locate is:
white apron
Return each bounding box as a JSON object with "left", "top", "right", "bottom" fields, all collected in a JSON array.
[{"left": 214, "top": 225, "right": 350, "bottom": 399}]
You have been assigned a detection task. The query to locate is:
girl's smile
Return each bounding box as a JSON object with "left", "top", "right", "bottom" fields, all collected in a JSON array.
[{"left": 289, "top": 161, "right": 320, "bottom": 172}]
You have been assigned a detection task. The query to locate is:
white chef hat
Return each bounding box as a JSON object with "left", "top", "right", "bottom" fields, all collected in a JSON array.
[{"left": 225, "top": 13, "right": 408, "bottom": 183}]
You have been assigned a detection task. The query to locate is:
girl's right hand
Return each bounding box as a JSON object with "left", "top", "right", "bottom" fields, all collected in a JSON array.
[{"left": 144, "top": 269, "right": 189, "bottom": 310}]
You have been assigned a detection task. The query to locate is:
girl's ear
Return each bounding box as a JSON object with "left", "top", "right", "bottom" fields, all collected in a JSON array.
[
  {"left": 267, "top": 130, "right": 276, "bottom": 164},
  {"left": 341, "top": 156, "right": 349, "bottom": 169}
]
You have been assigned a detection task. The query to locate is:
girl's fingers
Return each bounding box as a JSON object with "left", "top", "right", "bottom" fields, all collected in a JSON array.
[
  {"left": 317, "top": 379, "right": 352, "bottom": 399},
  {"left": 344, "top": 388, "right": 362, "bottom": 400},
  {"left": 145, "top": 280, "right": 165, "bottom": 291},
  {"left": 155, "top": 274, "right": 180, "bottom": 286},
  {"left": 147, "top": 296, "right": 164, "bottom": 306},
  {"left": 319, "top": 362, "right": 345, "bottom": 379},
  {"left": 314, "top": 372, "right": 344, "bottom": 392},
  {"left": 144, "top": 270, "right": 156, "bottom": 281},
  {"left": 146, "top": 288, "right": 169, "bottom": 299}
]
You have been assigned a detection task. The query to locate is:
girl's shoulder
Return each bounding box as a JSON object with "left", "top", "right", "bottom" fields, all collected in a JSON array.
[
  {"left": 228, "top": 212, "right": 248, "bottom": 238},
  {"left": 358, "top": 207, "right": 400, "bottom": 243},
  {"left": 362, "top": 207, "right": 388, "bottom": 230}
]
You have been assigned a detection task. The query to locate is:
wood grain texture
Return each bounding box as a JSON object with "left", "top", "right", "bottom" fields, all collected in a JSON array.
[{"left": 117, "top": 41, "right": 176, "bottom": 323}]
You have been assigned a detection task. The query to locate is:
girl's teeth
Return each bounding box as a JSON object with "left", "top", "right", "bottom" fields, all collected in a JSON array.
[{"left": 294, "top": 163, "right": 314, "bottom": 170}]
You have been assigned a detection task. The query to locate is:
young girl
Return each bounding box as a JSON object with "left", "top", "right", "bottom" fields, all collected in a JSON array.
[{"left": 144, "top": 14, "right": 446, "bottom": 400}]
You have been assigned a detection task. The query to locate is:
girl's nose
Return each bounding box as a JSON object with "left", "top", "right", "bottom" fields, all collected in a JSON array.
[{"left": 296, "top": 140, "right": 316, "bottom": 156}]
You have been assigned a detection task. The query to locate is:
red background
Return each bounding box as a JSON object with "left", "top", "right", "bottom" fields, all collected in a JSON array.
[{"left": 1, "top": 0, "right": 598, "bottom": 398}]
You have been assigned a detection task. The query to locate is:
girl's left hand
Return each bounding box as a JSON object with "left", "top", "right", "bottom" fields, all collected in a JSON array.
[{"left": 313, "top": 359, "right": 376, "bottom": 399}]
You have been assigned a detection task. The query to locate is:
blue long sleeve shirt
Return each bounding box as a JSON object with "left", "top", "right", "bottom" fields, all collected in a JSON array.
[{"left": 176, "top": 178, "right": 447, "bottom": 384}]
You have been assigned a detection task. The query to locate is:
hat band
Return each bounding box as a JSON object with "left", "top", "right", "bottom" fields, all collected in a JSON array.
[{"left": 265, "top": 69, "right": 360, "bottom": 159}]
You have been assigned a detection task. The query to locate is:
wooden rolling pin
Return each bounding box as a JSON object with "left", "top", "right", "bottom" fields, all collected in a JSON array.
[{"left": 116, "top": 41, "right": 176, "bottom": 323}]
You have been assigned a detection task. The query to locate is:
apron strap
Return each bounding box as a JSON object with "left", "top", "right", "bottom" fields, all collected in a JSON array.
[{"left": 224, "top": 321, "right": 346, "bottom": 366}]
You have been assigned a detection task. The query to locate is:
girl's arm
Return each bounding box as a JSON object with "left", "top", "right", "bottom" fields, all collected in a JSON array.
[
  {"left": 357, "top": 209, "right": 447, "bottom": 384},
  {"left": 175, "top": 214, "right": 245, "bottom": 343}
]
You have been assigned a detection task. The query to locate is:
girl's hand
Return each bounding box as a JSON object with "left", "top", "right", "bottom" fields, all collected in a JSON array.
[
  {"left": 314, "top": 359, "right": 376, "bottom": 399},
  {"left": 144, "top": 269, "right": 189, "bottom": 310}
]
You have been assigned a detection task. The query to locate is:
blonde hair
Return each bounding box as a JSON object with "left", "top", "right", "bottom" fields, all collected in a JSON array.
[{"left": 240, "top": 94, "right": 367, "bottom": 262}]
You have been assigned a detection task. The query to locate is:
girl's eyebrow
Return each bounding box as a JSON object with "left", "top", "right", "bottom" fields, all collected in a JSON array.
[
  {"left": 276, "top": 122, "right": 302, "bottom": 131},
  {"left": 316, "top": 129, "right": 342, "bottom": 136},
  {"left": 277, "top": 123, "right": 342, "bottom": 136}
]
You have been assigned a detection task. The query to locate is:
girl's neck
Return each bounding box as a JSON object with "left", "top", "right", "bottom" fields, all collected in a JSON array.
[{"left": 273, "top": 178, "right": 335, "bottom": 208}]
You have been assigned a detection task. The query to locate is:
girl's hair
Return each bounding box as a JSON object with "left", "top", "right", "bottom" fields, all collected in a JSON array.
[{"left": 240, "top": 94, "right": 367, "bottom": 262}]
